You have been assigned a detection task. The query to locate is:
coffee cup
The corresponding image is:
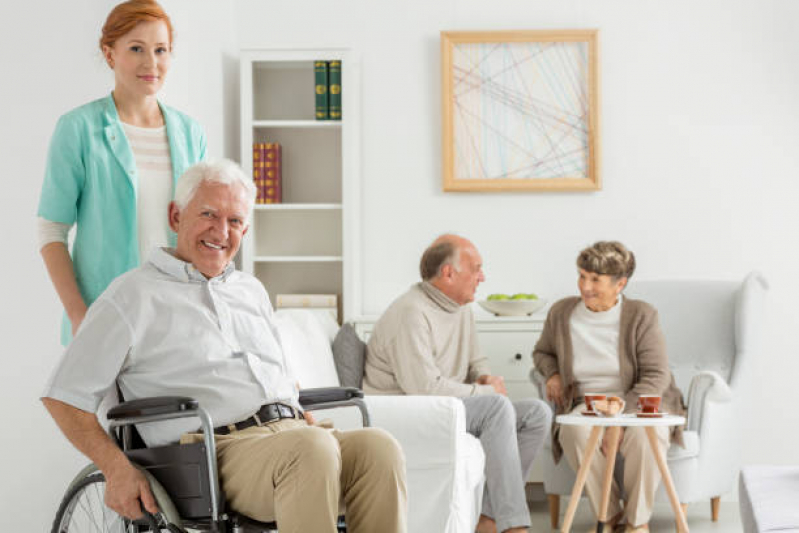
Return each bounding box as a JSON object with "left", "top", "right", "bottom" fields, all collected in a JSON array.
[
  {"left": 584, "top": 393, "right": 607, "bottom": 413},
  {"left": 638, "top": 395, "right": 661, "bottom": 413}
]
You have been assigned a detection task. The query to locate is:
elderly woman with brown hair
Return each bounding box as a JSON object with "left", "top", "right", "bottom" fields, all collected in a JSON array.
[{"left": 534, "top": 241, "right": 685, "bottom": 533}]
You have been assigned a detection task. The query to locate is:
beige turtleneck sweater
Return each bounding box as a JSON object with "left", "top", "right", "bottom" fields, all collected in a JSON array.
[{"left": 363, "top": 282, "right": 495, "bottom": 397}]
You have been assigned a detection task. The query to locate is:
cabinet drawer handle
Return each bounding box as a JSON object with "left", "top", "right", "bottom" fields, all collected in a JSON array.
[{"left": 515, "top": 353, "right": 523, "bottom": 361}]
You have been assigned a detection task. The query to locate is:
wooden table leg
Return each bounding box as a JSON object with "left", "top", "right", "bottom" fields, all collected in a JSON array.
[
  {"left": 645, "top": 427, "right": 689, "bottom": 533},
  {"left": 597, "top": 426, "right": 622, "bottom": 528},
  {"left": 561, "top": 426, "right": 603, "bottom": 533}
]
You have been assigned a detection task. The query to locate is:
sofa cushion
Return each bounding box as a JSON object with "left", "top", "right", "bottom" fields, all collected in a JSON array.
[
  {"left": 276, "top": 310, "right": 340, "bottom": 388},
  {"left": 332, "top": 323, "right": 366, "bottom": 388}
]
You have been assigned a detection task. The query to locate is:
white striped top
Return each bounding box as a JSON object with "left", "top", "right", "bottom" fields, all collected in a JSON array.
[{"left": 123, "top": 122, "right": 173, "bottom": 261}]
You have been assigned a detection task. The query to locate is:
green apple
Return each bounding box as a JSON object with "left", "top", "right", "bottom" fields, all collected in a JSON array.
[
  {"left": 510, "top": 293, "right": 539, "bottom": 300},
  {"left": 487, "top": 294, "right": 510, "bottom": 301}
]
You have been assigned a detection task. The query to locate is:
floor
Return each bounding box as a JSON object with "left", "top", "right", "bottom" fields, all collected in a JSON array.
[{"left": 528, "top": 500, "right": 743, "bottom": 532}]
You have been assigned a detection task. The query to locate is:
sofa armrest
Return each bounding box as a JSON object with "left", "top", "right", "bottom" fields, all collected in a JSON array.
[
  {"left": 107, "top": 396, "right": 198, "bottom": 421},
  {"left": 364, "top": 395, "right": 472, "bottom": 468},
  {"left": 686, "top": 370, "right": 732, "bottom": 431}
]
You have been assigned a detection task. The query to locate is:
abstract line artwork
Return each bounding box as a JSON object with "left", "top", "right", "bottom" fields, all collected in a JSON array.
[{"left": 442, "top": 31, "right": 600, "bottom": 191}]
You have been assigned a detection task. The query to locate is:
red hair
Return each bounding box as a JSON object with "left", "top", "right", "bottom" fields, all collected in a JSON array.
[{"left": 99, "top": 0, "right": 174, "bottom": 51}]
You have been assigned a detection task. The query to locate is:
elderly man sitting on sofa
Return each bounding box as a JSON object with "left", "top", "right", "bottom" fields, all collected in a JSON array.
[
  {"left": 42, "top": 160, "right": 407, "bottom": 533},
  {"left": 363, "top": 234, "right": 551, "bottom": 533}
]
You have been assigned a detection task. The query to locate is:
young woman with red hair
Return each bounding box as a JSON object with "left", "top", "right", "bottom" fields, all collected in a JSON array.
[{"left": 37, "top": 0, "right": 206, "bottom": 344}]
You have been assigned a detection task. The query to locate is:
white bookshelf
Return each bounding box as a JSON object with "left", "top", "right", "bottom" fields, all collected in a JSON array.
[{"left": 240, "top": 49, "right": 360, "bottom": 320}]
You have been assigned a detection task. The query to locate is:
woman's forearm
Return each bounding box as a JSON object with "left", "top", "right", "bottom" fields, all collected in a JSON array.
[{"left": 41, "top": 242, "right": 87, "bottom": 325}]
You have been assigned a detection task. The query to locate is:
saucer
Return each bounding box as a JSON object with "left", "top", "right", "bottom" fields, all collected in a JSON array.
[
  {"left": 581, "top": 410, "right": 598, "bottom": 416},
  {"left": 636, "top": 411, "right": 667, "bottom": 418}
]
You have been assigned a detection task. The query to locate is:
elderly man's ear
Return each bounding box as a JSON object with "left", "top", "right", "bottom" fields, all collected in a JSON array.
[{"left": 168, "top": 201, "right": 181, "bottom": 233}]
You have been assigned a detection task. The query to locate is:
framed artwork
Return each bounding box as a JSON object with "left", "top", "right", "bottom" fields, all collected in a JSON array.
[{"left": 441, "top": 30, "right": 600, "bottom": 191}]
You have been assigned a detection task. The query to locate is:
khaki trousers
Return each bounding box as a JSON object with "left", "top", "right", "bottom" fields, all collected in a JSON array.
[
  {"left": 183, "top": 418, "right": 407, "bottom": 533},
  {"left": 559, "top": 403, "right": 669, "bottom": 527}
]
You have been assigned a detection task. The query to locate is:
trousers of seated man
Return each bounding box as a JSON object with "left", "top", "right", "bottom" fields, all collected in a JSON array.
[
  {"left": 463, "top": 395, "right": 552, "bottom": 532},
  {"left": 182, "top": 418, "right": 407, "bottom": 533},
  {"left": 558, "top": 403, "right": 669, "bottom": 527}
]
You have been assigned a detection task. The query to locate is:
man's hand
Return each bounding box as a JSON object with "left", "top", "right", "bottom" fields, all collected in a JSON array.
[
  {"left": 42, "top": 398, "right": 158, "bottom": 520},
  {"left": 103, "top": 457, "right": 159, "bottom": 519},
  {"left": 601, "top": 427, "right": 624, "bottom": 457},
  {"left": 477, "top": 374, "right": 507, "bottom": 395},
  {"left": 303, "top": 410, "right": 316, "bottom": 425},
  {"left": 545, "top": 373, "right": 565, "bottom": 408}
]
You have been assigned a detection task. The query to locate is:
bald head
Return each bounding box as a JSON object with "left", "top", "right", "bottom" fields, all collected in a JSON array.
[{"left": 420, "top": 234, "right": 485, "bottom": 305}]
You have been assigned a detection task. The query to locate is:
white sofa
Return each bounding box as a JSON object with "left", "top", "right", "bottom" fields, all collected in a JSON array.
[{"left": 275, "top": 309, "right": 485, "bottom": 533}]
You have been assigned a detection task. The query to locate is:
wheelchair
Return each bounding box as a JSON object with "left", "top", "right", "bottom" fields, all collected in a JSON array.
[{"left": 51, "top": 387, "right": 370, "bottom": 533}]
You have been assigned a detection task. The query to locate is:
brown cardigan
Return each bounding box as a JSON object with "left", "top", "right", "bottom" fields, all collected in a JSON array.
[{"left": 533, "top": 296, "right": 685, "bottom": 462}]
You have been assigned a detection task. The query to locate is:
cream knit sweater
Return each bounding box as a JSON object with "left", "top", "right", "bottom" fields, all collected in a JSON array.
[{"left": 363, "top": 282, "right": 495, "bottom": 397}]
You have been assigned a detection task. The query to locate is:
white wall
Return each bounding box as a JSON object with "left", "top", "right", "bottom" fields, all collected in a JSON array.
[{"left": 2, "top": 0, "right": 797, "bottom": 527}]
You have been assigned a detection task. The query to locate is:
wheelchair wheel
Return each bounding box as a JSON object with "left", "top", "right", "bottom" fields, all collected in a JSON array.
[{"left": 52, "top": 473, "right": 179, "bottom": 532}]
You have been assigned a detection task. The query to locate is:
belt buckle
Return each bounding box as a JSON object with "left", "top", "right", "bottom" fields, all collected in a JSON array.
[{"left": 277, "top": 404, "right": 292, "bottom": 419}]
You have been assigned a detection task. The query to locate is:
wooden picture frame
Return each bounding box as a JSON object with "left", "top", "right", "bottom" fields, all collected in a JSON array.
[{"left": 441, "top": 30, "right": 600, "bottom": 192}]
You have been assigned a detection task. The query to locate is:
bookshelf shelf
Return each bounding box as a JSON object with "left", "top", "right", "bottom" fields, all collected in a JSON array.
[
  {"left": 253, "top": 256, "right": 344, "bottom": 263},
  {"left": 240, "top": 49, "right": 360, "bottom": 320},
  {"left": 253, "top": 203, "right": 342, "bottom": 211},
  {"left": 253, "top": 120, "right": 343, "bottom": 129}
]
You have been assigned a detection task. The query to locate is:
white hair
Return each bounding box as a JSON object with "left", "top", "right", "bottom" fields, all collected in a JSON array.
[{"left": 174, "top": 159, "right": 257, "bottom": 217}]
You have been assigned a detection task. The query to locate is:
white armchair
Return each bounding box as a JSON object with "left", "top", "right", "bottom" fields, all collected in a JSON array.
[
  {"left": 533, "top": 271, "right": 768, "bottom": 527},
  {"left": 274, "top": 309, "right": 485, "bottom": 533}
]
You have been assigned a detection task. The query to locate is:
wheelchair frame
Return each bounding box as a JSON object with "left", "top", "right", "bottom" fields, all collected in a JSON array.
[{"left": 53, "top": 387, "right": 369, "bottom": 533}]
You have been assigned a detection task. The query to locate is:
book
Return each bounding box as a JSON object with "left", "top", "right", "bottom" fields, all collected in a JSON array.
[
  {"left": 276, "top": 294, "right": 337, "bottom": 308},
  {"left": 314, "top": 60, "right": 329, "bottom": 120},
  {"left": 276, "top": 294, "right": 338, "bottom": 322},
  {"left": 253, "top": 142, "right": 282, "bottom": 204},
  {"left": 328, "top": 60, "right": 342, "bottom": 120},
  {"left": 263, "top": 142, "right": 282, "bottom": 203},
  {"left": 253, "top": 143, "right": 266, "bottom": 204}
]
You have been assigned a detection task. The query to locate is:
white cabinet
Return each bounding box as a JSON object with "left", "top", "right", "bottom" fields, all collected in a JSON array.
[
  {"left": 475, "top": 317, "right": 544, "bottom": 401},
  {"left": 239, "top": 50, "right": 361, "bottom": 320}
]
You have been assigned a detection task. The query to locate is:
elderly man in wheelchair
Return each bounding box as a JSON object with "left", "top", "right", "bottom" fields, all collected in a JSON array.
[{"left": 42, "top": 159, "right": 407, "bottom": 533}]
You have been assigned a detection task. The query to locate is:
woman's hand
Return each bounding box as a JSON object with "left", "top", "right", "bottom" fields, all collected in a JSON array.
[
  {"left": 70, "top": 307, "right": 87, "bottom": 336},
  {"left": 545, "top": 373, "right": 565, "bottom": 408}
]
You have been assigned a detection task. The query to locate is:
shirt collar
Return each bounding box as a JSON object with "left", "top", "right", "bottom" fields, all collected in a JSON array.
[{"left": 148, "top": 247, "right": 236, "bottom": 283}]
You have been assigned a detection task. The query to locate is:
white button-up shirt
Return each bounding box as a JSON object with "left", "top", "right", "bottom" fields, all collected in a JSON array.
[{"left": 44, "top": 248, "right": 299, "bottom": 447}]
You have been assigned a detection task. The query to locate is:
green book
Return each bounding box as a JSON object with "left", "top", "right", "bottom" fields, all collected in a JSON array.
[
  {"left": 314, "top": 60, "right": 329, "bottom": 120},
  {"left": 328, "top": 60, "right": 342, "bottom": 120}
]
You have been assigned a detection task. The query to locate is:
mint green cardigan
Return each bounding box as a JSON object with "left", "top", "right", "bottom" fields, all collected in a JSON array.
[{"left": 38, "top": 94, "right": 206, "bottom": 344}]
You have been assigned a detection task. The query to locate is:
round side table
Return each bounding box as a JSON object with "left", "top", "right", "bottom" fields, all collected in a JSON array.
[{"left": 555, "top": 413, "right": 688, "bottom": 533}]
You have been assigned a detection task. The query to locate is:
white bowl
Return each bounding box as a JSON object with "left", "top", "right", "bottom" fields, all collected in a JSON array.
[{"left": 478, "top": 298, "right": 547, "bottom": 317}]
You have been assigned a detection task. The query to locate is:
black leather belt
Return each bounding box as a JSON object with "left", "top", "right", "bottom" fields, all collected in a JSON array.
[{"left": 215, "top": 403, "right": 304, "bottom": 435}]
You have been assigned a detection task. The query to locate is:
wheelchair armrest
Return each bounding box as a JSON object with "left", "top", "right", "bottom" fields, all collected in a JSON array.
[
  {"left": 298, "top": 387, "right": 364, "bottom": 407},
  {"left": 107, "top": 396, "right": 199, "bottom": 421}
]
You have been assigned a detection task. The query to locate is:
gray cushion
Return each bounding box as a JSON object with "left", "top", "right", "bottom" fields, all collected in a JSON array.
[{"left": 332, "top": 323, "right": 366, "bottom": 388}]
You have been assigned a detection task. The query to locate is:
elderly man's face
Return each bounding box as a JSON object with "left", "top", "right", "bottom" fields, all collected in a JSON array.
[
  {"left": 169, "top": 181, "right": 249, "bottom": 278},
  {"left": 445, "top": 244, "right": 485, "bottom": 305}
]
